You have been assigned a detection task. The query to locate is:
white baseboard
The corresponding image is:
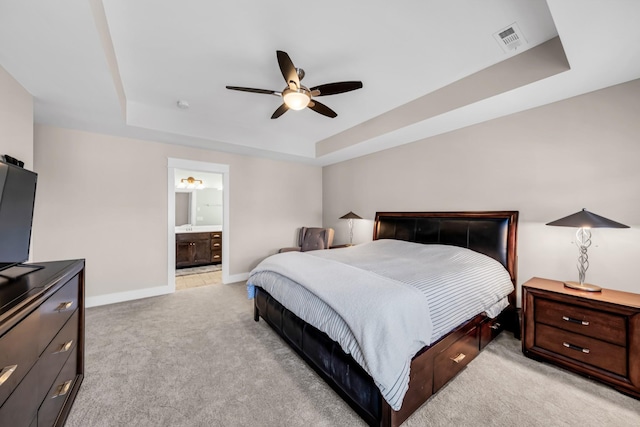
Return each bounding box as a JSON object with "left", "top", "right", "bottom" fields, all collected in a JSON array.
[
  {"left": 86, "top": 285, "right": 173, "bottom": 308},
  {"left": 86, "top": 272, "right": 250, "bottom": 308}
]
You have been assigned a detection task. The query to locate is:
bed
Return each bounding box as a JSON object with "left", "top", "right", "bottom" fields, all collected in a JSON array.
[{"left": 248, "top": 211, "right": 519, "bottom": 426}]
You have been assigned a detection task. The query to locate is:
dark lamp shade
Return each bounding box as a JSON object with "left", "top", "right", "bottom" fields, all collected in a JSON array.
[
  {"left": 546, "top": 208, "right": 629, "bottom": 229},
  {"left": 339, "top": 211, "right": 362, "bottom": 220}
]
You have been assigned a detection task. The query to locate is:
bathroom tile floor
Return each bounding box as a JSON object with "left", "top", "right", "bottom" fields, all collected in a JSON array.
[{"left": 175, "top": 270, "right": 222, "bottom": 290}]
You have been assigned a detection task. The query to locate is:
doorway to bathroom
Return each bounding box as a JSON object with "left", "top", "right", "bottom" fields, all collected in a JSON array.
[{"left": 167, "top": 158, "right": 230, "bottom": 292}]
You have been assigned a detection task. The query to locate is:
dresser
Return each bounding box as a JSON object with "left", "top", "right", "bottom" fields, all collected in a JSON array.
[
  {"left": 0, "top": 260, "right": 85, "bottom": 427},
  {"left": 522, "top": 277, "right": 640, "bottom": 398}
]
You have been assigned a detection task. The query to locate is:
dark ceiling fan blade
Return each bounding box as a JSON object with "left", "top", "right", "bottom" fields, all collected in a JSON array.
[
  {"left": 276, "top": 50, "right": 299, "bottom": 89},
  {"left": 271, "top": 103, "right": 289, "bottom": 119},
  {"left": 308, "top": 100, "right": 337, "bottom": 118},
  {"left": 226, "top": 86, "right": 280, "bottom": 96},
  {"left": 310, "top": 81, "right": 363, "bottom": 97}
]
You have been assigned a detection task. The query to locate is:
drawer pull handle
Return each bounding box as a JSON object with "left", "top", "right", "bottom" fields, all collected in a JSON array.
[
  {"left": 450, "top": 353, "right": 466, "bottom": 364},
  {"left": 213, "top": 255, "right": 220, "bottom": 259},
  {"left": 213, "top": 243, "right": 220, "bottom": 247},
  {"left": 52, "top": 380, "right": 73, "bottom": 398},
  {"left": 56, "top": 301, "right": 74, "bottom": 312},
  {"left": 562, "top": 316, "right": 589, "bottom": 326},
  {"left": 563, "top": 342, "right": 590, "bottom": 354},
  {"left": 490, "top": 322, "right": 501, "bottom": 330},
  {"left": 0, "top": 364, "right": 17, "bottom": 386},
  {"left": 55, "top": 340, "right": 74, "bottom": 354}
]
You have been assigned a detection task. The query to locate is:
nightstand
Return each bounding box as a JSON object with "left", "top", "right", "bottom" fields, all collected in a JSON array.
[{"left": 522, "top": 277, "right": 640, "bottom": 398}]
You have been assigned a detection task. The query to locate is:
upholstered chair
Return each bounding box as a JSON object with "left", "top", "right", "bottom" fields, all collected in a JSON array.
[{"left": 279, "top": 227, "right": 335, "bottom": 253}]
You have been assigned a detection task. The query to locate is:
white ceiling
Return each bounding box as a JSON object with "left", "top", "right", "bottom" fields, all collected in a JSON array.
[{"left": 1, "top": 1, "right": 639, "bottom": 166}]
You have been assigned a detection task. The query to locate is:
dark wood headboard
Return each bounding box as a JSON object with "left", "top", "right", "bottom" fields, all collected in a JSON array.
[{"left": 373, "top": 211, "right": 518, "bottom": 285}]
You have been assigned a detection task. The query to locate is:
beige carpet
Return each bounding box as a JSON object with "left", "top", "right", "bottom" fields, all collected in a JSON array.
[{"left": 66, "top": 281, "right": 640, "bottom": 426}]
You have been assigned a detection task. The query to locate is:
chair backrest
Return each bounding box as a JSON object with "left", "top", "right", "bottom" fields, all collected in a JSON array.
[{"left": 298, "top": 227, "right": 335, "bottom": 251}]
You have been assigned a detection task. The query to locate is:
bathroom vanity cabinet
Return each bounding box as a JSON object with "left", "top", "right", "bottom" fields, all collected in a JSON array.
[{"left": 176, "top": 232, "right": 222, "bottom": 268}]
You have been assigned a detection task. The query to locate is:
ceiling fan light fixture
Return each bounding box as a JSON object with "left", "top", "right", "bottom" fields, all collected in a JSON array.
[
  {"left": 282, "top": 88, "right": 310, "bottom": 110},
  {"left": 226, "top": 50, "right": 362, "bottom": 118}
]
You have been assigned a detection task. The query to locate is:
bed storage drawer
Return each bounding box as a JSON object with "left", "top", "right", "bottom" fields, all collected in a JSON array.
[
  {"left": 480, "top": 317, "right": 503, "bottom": 350},
  {"left": 433, "top": 326, "right": 479, "bottom": 392}
]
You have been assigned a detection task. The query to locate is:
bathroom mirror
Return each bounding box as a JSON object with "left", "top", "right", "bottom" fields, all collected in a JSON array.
[{"left": 175, "top": 188, "right": 223, "bottom": 226}]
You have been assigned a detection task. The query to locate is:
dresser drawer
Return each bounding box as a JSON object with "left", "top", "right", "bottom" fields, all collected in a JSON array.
[
  {"left": 211, "top": 249, "right": 222, "bottom": 262},
  {"left": 38, "top": 275, "right": 79, "bottom": 355},
  {"left": 535, "top": 298, "right": 626, "bottom": 346},
  {"left": 0, "top": 357, "right": 40, "bottom": 427},
  {"left": 35, "top": 309, "right": 79, "bottom": 405},
  {"left": 211, "top": 239, "right": 221, "bottom": 250},
  {"left": 211, "top": 232, "right": 222, "bottom": 241},
  {"left": 535, "top": 323, "right": 626, "bottom": 376},
  {"left": 434, "top": 326, "right": 479, "bottom": 391},
  {"left": 38, "top": 346, "right": 78, "bottom": 427},
  {"left": 0, "top": 307, "right": 40, "bottom": 407}
]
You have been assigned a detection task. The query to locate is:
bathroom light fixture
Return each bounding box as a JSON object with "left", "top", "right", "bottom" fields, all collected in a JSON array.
[
  {"left": 546, "top": 208, "right": 629, "bottom": 292},
  {"left": 339, "top": 211, "right": 362, "bottom": 246},
  {"left": 177, "top": 176, "right": 204, "bottom": 189}
]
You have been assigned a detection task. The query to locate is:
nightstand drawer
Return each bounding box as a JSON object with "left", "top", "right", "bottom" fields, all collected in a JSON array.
[
  {"left": 535, "top": 323, "right": 626, "bottom": 376},
  {"left": 535, "top": 298, "right": 626, "bottom": 346}
]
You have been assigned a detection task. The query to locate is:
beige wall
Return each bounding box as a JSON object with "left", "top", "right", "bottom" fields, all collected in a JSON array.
[
  {"left": 323, "top": 79, "right": 640, "bottom": 298},
  {"left": 33, "top": 125, "right": 322, "bottom": 301},
  {"left": 0, "top": 65, "right": 33, "bottom": 168}
]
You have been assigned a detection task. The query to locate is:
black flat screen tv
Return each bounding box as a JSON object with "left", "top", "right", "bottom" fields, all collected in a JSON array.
[{"left": 0, "top": 159, "right": 38, "bottom": 274}]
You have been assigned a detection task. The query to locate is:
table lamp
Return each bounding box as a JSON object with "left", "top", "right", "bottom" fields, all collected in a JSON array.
[
  {"left": 546, "top": 208, "right": 629, "bottom": 292},
  {"left": 339, "top": 211, "right": 362, "bottom": 246}
]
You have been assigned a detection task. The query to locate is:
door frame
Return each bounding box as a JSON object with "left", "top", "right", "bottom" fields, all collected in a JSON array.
[{"left": 168, "top": 158, "right": 230, "bottom": 290}]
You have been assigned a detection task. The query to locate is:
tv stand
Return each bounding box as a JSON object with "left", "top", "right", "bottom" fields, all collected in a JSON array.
[
  {"left": 0, "top": 259, "right": 85, "bottom": 426},
  {"left": 0, "top": 263, "right": 44, "bottom": 280}
]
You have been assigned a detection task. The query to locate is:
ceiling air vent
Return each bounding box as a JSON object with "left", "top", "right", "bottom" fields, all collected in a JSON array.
[{"left": 493, "top": 23, "right": 527, "bottom": 53}]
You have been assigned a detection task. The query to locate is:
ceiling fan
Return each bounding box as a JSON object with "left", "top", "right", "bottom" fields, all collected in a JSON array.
[{"left": 226, "top": 50, "right": 363, "bottom": 119}]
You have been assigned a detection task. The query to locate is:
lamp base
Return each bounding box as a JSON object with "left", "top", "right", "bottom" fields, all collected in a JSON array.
[{"left": 563, "top": 281, "right": 602, "bottom": 292}]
